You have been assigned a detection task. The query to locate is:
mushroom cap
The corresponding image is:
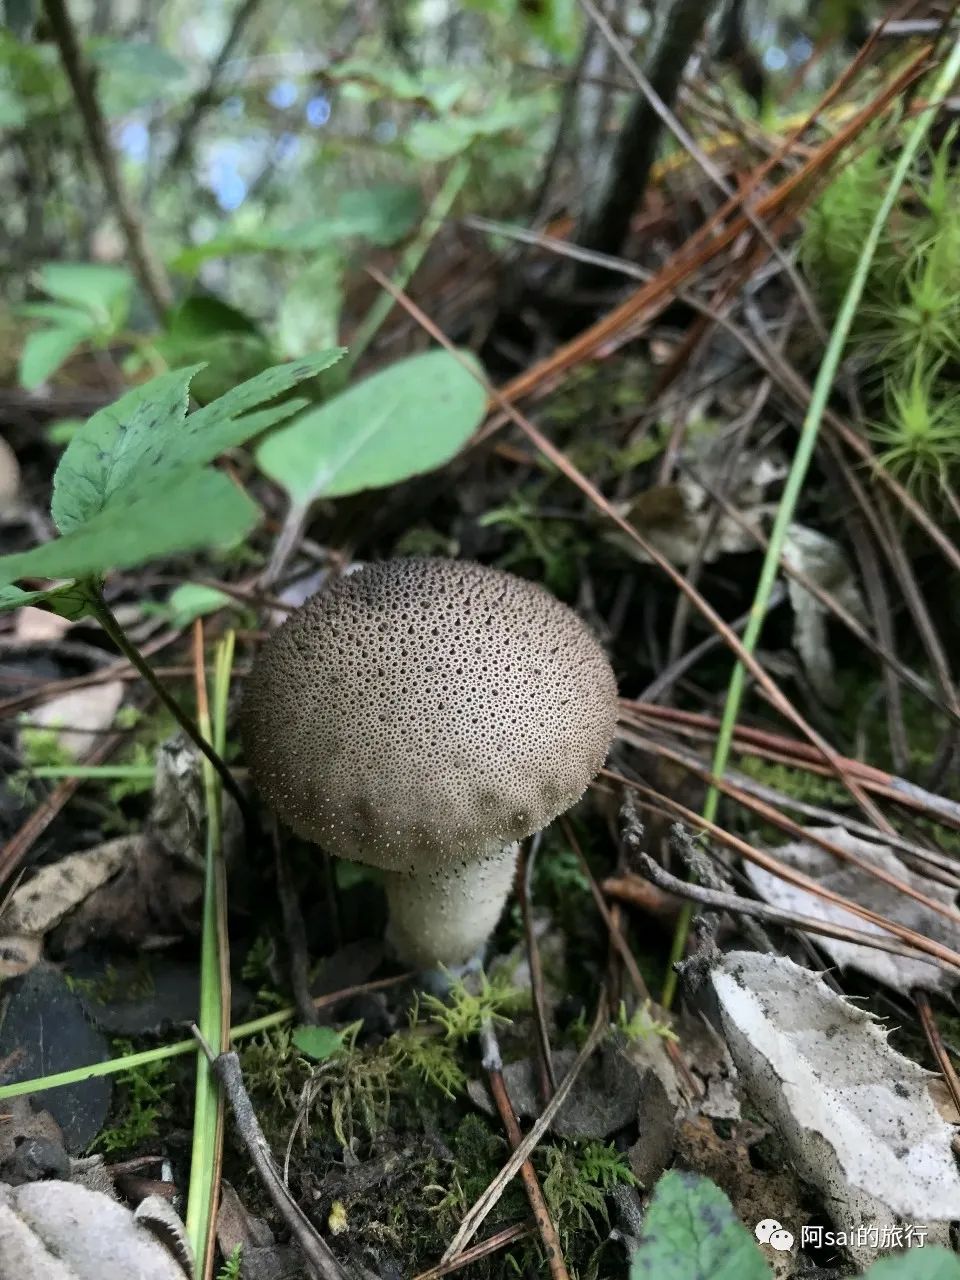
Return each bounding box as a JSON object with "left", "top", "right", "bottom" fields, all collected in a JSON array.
[{"left": 241, "top": 557, "right": 618, "bottom": 872}]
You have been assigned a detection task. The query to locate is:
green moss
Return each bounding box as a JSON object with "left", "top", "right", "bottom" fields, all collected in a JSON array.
[
  {"left": 91, "top": 1038, "right": 173, "bottom": 1154},
  {"left": 737, "top": 755, "right": 849, "bottom": 808},
  {"left": 107, "top": 705, "right": 176, "bottom": 806},
  {"left": 415, "top": 969, "right": 528, "bottom": 1042},
  {"left": 479, "top": 491, "right": 588, "bottom": 598},
  {"left": 66, "top": 957, "right": 156, "bottom": 1005},
  {"left": 392, "top": 525, "right": 458, "bottom": 558},
  {"left": 615, "top": 999, "right": 678, "bottom": 1044},
  {"left": 239, "top": 935, "right": 288, "bottom": 1012},
  {"left": 801, "top": 131, "right": 960, "bottom": 495},
  {"left": 10, "top": 727, "right": 73, "bottom": 797},
  {"left": 538, "top": 1139, "right": 638, "bottom": 1275},
  {"left": 217, "top": 1246, "right": 242, "bottom": 1279}
]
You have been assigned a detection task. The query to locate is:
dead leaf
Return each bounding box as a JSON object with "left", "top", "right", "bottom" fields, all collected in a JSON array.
[
  {"left": 744, "top": 826, "right": 959, "bottom": 995},
  {"left": 712, "top": 950, "right": 960, "bottom": 1266},
  {"left": 782, "top": 525, "right": 867, "bottom": 707},
  {"left": 216, "top": 1180, "right": 313, "bottom": 1279},
  {"left": 0, "top": 436, "right": 20, "bottom": 519},
  {"left": 624, "top": 1031, "right": 680, "bottom": 1188},
  {"left": 0, "top": 1097, "right": 64, "bottom": 1168},
  {"left": 25, "top": 682, "right": 124, "bottom": 760},
  {"left": 14, "top": 608, "right": 73, "bottom": 643},
  {"left": 0, "top": 935, "right": 41, "bottom": 979},
  {"left": 1, "top": 839, "right": 134, "bottom": 937},
  {"left": 0, "top": 1179, "right": 191, "bottom": 1279},
  {"left": 676, "top": 1010, "right": 741, "bottom": 1121},
  {"left": 468, "top": 1042, "right": 639, "bottom": 1138},
  {"left": 50, "top": 836, "right": 202, "bottom": 954},
  {"left": 151, "top": 735, "right": 242, "bottom": 871},
  {"left": 612, "top": 435, "right": 787, "bottom": 567},
  {"left": 674, "top": 1115, "right": 804, "bottom": 1280}
]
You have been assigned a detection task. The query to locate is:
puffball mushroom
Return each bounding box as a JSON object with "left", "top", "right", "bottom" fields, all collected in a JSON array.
[{"left": 241, "top": 557, "right": 618, "bottom": 968}]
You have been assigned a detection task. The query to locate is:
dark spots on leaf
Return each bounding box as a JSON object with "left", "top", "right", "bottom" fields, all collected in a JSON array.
[{"left": 699, "top": 1203, "right": 728, "bottom": 1238}]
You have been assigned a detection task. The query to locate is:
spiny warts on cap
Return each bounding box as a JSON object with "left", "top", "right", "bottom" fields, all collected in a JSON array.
[{"left": 241, "top": 557, "right": 618, "bottom": 871}]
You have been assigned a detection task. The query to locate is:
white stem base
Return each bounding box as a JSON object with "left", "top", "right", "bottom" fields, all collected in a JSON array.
[{"left": 382, "top": 841, "right": 520, "bottom": 969}]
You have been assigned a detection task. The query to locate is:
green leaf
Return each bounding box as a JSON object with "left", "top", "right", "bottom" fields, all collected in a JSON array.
[
  {"left": 0, "top": 584, "right": 51, "bottom": 612},
  {"left": 276, "top": 255, "right": 343, "bottom": 358},
  {"left": 88, "top": 39, "right": 185, "bottom": 81},
  {"left": 158, "top": 298, "right": 276, "bottom": 403},
  {"left": 183, "top": 350, "right": 345, "bottom": 447},
  {"left": 19, "top": 302, "right": 94, "bottom": 327},
  {"left": 0, "top": 469, "right": 259, "bottom": 587},
  {"left": 39, "top": 262, "right": 132, "bottom": 327},
  {"left": 524, "top": 0, "right": 579, "bottom": 56},
  {"left": 291, "top": 1025, "right": 344, "bottom": 1061},
  {"left": 51, "top": 353, "right": 343, "bottom": 534},
  {"left": 166, "top": 582, "right": 234, "bottom": 627},
  {"left": 52, "top": 366, "right": 199, "bottom": 533},
  {"left": 405, "top": 95, "right": 549, "bottom": 162},
  {"left": 19, "top": 325, "right": 88, "bottom": 390},
  {"left": 864, "top": 1249, "right": 960, "bottom": 1279},
  {"left": 0, "top": 31, "right": 69, "bottom": 120},
  {"left": 88, "top": 39, "right": 186, "bottom": 115},
  {"left": 41, "top": 579, "right": 101, "bottom": 621},
  {"left": 0, "top": 85, "right": 27, "bottom": 126},
  {"left": 172, "top": 185, "right": 419, "bottom": 272},
  {"left": 630, "top": 1171, "right": 770, "bottom": 1280},
  {"left": 0, "top": 581, "right": 97, "bottom": 618},
  {"left": 326, "top": 58, "right": 469, "bottom": 112},
  {"left": 164, "top": 295, "right": 261, "bottom": 341},
  {"left": 255, "top": 348, "right": 486, "bottom": 508}
]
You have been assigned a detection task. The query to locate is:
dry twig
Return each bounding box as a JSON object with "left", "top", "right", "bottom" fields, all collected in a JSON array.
[
  {"left": 192, "top": 1028, "right": 352, "bottom": 1280},
  {"left": 480, "top": 1020, "right": 569, "bottom": 1280}
]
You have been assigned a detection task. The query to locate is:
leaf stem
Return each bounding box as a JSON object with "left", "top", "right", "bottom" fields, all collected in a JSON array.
[{"left": 89, "top": 588, "right": 250, "bottom": 823}]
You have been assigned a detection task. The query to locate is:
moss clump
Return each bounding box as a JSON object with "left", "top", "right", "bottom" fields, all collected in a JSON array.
[
  {"left": 801, "top": 132, "right": 960, "bottom": 498},
  {"left": 737, "top": 755, "right": 849, "bottom": 808},
  {"left": 480, "top": 491, "right": 589, "bottom": 598},
  {"left": 91, "top": 1039, "right": 173, "bottom": 1154},
  {"left": 540, "top": 1140, "right": 637, "bottom": 1260}
]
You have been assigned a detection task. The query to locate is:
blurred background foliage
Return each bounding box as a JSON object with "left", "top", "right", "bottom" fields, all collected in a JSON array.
[{"left": 0, "top": 0, "right": 881, "bottom": 397}]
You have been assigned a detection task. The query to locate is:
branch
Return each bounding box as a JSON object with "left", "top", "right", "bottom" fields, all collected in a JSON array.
[
  {"left": 42, "top": 0, "right": 173, "bottom": 322},
  {"left": 573, "top": 0, "right": 711, "bottom": 283},
  {"left": 192, "top": 1028, "right": 353, "bottom": 1280},
  {"left": 167, "top": 0, "right": 263, "bottom": 173},
  {"left": 479, "top": 1019, "right": 568, "bottom": 1280}
]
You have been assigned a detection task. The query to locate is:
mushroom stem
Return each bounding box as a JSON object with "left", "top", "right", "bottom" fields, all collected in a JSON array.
[{"left": 382, "top": 841, "right": 520, "bottom": 969}]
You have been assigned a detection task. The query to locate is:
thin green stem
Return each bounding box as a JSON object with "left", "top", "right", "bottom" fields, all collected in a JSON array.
[
  {"left": 186, "top": 631, "right": 234, "bottom": 1277},
  {"left": 90, "top": 589, "right": 249, "bottom": 821},
  {"left": 20, "top": 765, "right": 155, "bottom": 780},
  {"left": 660, "top": 36, "right": 960, "bottom": 1009}
]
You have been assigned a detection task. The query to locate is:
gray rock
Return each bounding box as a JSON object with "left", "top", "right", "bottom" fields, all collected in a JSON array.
[{"left": 0, "top": 966, "right": 111, "bottom": 1152}]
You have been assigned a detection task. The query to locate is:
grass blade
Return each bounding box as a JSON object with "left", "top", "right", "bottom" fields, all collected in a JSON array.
[{"left": 184, "top": 627, "right": 234, "bottom": 1277}]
